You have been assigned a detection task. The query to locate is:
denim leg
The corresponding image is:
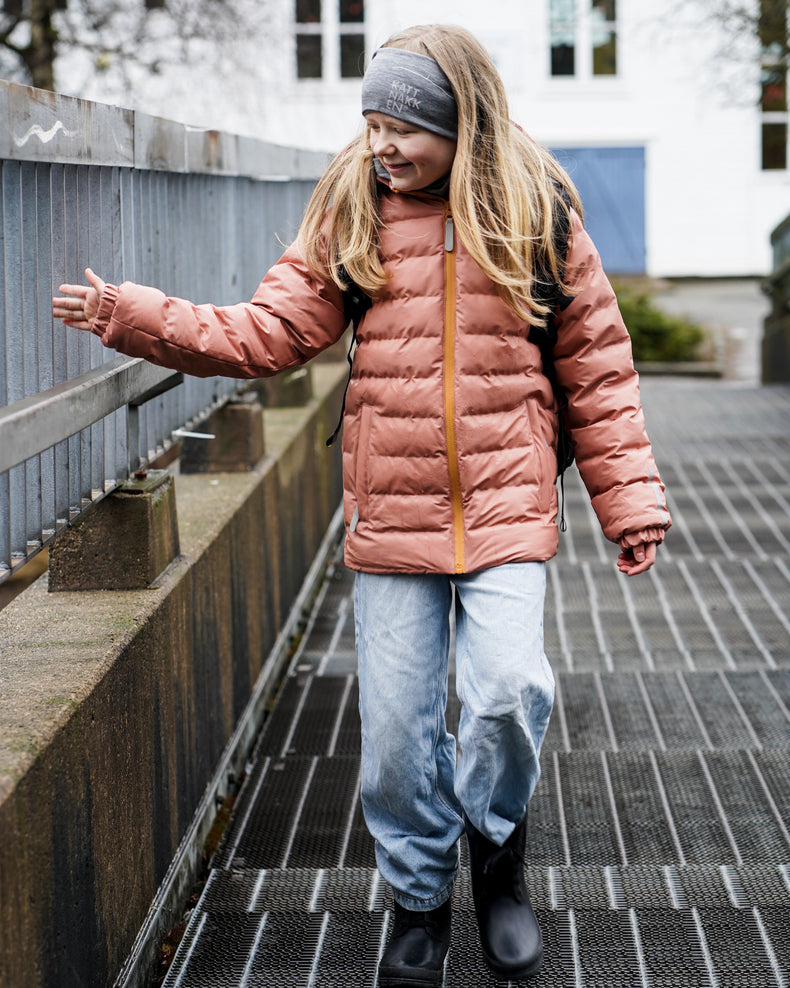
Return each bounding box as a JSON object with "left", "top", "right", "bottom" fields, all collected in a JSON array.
[
  {"left": 453, "top": 562, "right": 555, "bottom": 846},
  {"left": 354, "top": 571, "right": 464, "bottom": 910}
]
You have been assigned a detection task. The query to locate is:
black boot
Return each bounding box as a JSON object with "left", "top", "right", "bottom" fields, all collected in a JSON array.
[
  {"left": 465, "top": 813, "right": 543, "bottom": 980},
  {"left": 377, "top": 898, "right": 452, "bottom": 987}
]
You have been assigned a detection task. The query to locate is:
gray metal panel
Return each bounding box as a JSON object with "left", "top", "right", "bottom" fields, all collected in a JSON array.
[{"left": 1, "top": 85, "right": 321, "bottom": 579}]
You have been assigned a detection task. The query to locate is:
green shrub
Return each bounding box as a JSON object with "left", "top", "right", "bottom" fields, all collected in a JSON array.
[{"left": 612, "top": 282, "right": 706, "bottom": 362}]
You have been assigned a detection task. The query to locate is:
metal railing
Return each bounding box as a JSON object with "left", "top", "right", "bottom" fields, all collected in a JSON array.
[
  {"left": 0, "top": 81, "right": 329, "bottom": 582},
  {"left": 762, "top": 209, "right": 790, "bottom": 383},
  {"left": 771, "top": 210, "right": 790, "bottom": 271}
]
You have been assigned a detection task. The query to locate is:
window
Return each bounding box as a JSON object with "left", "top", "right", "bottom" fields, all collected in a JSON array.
[
  {"left": 339, "top": 0, "right": 364, "bottom": 78},
  {"left": 296, "top": 0, "right": 322, "bottom": 78},
  {"left": 549, "top": 0, "right": 618, "bottom": 79},
  {"left": 759, "top": 0, "right": 788, "bottom": 170},
  {"left": 550, "top": 0, "right": 576, "bottom": 76},
  {"left": 591, "top": 0, "right": 616, "bottom": 76},
  {"left": 296, "top": 0, "right": 366, "bottom": 82}
]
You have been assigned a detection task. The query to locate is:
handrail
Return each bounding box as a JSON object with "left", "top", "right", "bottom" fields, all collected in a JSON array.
[
  {"left": 0, "top": 81, "right": 326, "bottom": 582},
  {"left": 0, "top": 357, "right": 182, "bottom": 476}
]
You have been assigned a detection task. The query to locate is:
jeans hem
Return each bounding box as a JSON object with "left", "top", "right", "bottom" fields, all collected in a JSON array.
[{"left": 392, "top": 879, "right": 455, "bottom": 912}]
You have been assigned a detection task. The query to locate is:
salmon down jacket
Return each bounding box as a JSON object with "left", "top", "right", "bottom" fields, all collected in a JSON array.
[{"left": 91, "top": 183, "right": 671, "bottom": 575}]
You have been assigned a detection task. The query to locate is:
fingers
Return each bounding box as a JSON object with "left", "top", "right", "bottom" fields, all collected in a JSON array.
[
  {"left": 59, "top": 317, "right": 95, "bottom": 331},
  {"left": 53, "top": 269, "right": 105, "bottom": 331},
  {"left": 53, "top": 287, "right": 90, "bottom": 321},
  {"left": 54, "top": 269, "right": 104, "bottom": 303},
  {"left": 52, "top": 293, "right": 92, "bottom": 330},
  {"left": 56, "top": 284, "right": 90, "bottom": 298},
  {"left": 52, "top": 294, "right": 87, "bottom": 315},
  {"left": 617, "top": 541, "right": 657, "bottom": 576}
]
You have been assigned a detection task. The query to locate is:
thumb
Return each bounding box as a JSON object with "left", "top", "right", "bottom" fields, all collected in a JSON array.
[{"left": 85, "top": 267, "right": 106, "bottom": 292}]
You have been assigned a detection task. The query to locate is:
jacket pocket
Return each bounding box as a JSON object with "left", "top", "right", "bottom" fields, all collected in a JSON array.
[
  {"left": 353, "top": 403, "right": 373, "bottom": 527},
  {"left": 524, "top": 399, "right": 554, "bottom": 517}
]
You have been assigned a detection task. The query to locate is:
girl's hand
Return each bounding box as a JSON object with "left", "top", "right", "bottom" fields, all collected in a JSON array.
[
  {"left": 617, "top": 540, "right": 658, "bottom": 576},
  {"left": 52, "top": 267, "right": 106, "bottom": 332}
]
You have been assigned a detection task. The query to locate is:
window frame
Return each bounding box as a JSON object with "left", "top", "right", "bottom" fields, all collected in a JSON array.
[
  {"left": 548, "top": 0, "right": 620, "bottom": 81},
  {"left": 759, "top": 1, "right": 789, "bottom": 171},
  {"left": 295, "top": 0, "right": 366, "bottom": 83}
]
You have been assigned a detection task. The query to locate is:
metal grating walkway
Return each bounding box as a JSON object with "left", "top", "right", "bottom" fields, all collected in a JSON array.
[{"left": 162, "top": 379, "right": 790, "bottom": 987}]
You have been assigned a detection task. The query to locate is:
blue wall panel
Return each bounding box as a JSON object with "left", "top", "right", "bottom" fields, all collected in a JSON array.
[{"left": 551, "top": 146, "right": 646, "bottom": 275}]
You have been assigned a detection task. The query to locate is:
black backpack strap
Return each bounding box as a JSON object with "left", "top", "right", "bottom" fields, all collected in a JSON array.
[
  {"left": 529, "top": 187, "right": 575, "bottom": 531},
  {"left": 325, "top": 266, "right": 372, "bottom": 447}
]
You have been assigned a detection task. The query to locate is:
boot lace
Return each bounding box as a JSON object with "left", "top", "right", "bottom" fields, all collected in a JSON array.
[
  {"left": 482, "top": 841, "right": 526, "bottom": 877},
  {"left": 481, "top": 841, "right": 528, "bottom": 902},
  {"left": 393, "top": 905, "right": 447, "bottom": 939}
]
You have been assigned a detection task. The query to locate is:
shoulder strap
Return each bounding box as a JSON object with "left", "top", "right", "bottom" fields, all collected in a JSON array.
[
  {"left": 325, "top": 266, "right": 372, "bottom": 447},
  {"left": 529, "top": 187, "right": 575, "bottom": 530}
]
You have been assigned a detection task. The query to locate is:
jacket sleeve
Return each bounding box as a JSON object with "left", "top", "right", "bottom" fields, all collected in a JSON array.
[
  {"left": 91, "top": 243, "right": 348, "bottom": 379},
  {"left": 552, "top": 213, "right": 672, "bottom": 546}
]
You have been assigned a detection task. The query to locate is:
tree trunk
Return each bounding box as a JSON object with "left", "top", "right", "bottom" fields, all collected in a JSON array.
[{"left": 26, "top": 0, "right": 57, "bottom": 91}]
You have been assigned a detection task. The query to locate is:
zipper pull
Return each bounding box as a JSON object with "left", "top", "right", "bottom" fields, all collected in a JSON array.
[{"left": 445, "top": 215, "right": 455, "bottom": 252}]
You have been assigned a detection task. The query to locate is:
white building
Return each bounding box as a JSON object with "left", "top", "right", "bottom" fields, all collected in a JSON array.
[{"left": 56, "top": 0, "right": 790, "bottom": 278}]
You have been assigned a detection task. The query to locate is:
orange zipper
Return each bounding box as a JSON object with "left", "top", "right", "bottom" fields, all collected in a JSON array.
[{"left": 443, "top": 208, "right": 465, "bottom": 573}]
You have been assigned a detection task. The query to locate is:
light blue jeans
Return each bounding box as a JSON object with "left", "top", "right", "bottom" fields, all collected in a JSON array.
[{"left": 354, "top": 561, "right": 554, "bottom": 911}]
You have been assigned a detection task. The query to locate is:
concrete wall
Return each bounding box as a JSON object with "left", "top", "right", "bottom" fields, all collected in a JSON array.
[{"left": 0, "top": 364, "right": 347, "bottom": 988}]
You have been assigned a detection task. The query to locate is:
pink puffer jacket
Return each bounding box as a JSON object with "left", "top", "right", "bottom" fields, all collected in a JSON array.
[{"left": 92, "top": 183, "right": 670, "bottom": 575}]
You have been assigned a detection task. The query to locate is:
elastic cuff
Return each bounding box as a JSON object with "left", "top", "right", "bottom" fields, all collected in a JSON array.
[
  {"left": 618, "top": 526, "right": 667, "bottom": 550},
  {"left": 92, "top": 281, "right": 120, "bottom": 338}
]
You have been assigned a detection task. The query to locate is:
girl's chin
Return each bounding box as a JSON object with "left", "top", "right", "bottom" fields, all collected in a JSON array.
[{"left": 388, "top": 171, "right": 419, "bottom": 190}]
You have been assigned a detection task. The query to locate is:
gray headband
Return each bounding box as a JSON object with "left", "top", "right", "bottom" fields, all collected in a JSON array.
[{"left": 361, "top": 47, "right": 458, "bottom": 140}]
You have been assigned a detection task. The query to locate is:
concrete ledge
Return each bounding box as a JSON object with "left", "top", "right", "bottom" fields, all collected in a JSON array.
[
  {"left": 0, "top": 363, "right": 346, "bottom": 988},
  {"left": 635, "top": 360, "right": 723, "bottom": 378}
]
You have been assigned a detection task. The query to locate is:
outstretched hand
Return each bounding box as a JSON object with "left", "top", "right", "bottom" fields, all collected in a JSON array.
[
  {"left": 52, "top": 268, "right": 106, "bottom": 332},
  {"left": 617, "top": 540, "right": 658, "bottom": 576}
]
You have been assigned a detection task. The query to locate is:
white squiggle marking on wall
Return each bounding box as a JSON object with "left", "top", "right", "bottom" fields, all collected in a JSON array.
[{"left": 14, "top": 121, "right": 77, "bottom": 148}]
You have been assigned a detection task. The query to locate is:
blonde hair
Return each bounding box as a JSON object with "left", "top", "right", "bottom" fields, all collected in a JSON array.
[{"left": 299, "top": 23, "right": 583, "bottom": 326}]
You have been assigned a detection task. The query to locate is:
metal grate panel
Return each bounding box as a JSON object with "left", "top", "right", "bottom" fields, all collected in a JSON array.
[{"left": 161, "top": 380, "right": 790, "bottom": 987}]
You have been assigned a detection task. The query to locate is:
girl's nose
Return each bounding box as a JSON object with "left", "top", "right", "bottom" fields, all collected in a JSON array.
[{"left": 370, "top": 130, "right": 395, "bottom": 157}]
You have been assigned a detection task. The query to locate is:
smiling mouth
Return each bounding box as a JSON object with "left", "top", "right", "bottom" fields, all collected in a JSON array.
[{"left": 384, "top": 161, "right": 411, "bottom": 173}]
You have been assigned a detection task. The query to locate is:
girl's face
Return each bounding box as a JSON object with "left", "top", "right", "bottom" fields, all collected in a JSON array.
[{"left": 366, "top": 112, "right": 457, "bottom": 193}]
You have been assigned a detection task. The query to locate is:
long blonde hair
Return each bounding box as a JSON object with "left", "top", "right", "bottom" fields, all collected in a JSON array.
[{"left": 299, "top": 23, "right": 583, "bottom": 326}]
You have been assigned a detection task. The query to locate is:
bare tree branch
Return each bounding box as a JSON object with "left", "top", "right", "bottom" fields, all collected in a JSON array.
[{"left": 1, "top": 0, "right": 274, "bottom": 93}]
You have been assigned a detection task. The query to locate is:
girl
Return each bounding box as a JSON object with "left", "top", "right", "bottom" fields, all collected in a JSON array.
[{"left": 54, "top": 24, "right": 671, "bottom": 986}]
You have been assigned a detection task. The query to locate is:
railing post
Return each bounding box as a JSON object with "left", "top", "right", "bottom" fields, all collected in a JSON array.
[
  {"left": 762, "top": 213, "right": 790, "bottom": 383},
  {"left": 248, "top": 366, "right": 314, "bottom": 408},
  {"left": 48, "top": 470, "right": 180, "bottom": 591},
  {"left": 179, "top": 393, "right": 266, "bottom": 473}
]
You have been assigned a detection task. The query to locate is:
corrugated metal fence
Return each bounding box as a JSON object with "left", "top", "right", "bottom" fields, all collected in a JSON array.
[{"left": 0, "top": 81, "right": 328, "bottom": 582}]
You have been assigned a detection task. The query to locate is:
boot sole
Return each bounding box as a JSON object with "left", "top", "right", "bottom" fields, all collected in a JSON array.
[
  {"left": 377, "top": 975, "right": 443, "bottom": 987},
  {"left": 377, "top": 962, "right": 445, "bottom": 987},
  {"left": 480, "top": 947, "right": 544, "bottom": 981}
]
